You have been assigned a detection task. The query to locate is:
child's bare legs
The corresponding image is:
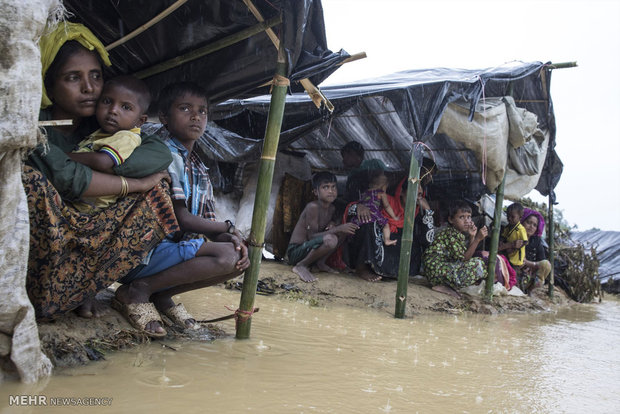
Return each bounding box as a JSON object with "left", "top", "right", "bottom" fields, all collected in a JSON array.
[
  {"left": 383, "top": 224, "right": 396, "bottom": 246},
  {"left": 293, "top": 234, "right": 338, "bottom": 282},
  {"left": 115, "top": 241, "right": 241, "bottom": 334}
]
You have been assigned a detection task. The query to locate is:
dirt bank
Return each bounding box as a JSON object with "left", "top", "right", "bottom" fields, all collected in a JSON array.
[{"left": 36, "top": 260, "right": 575, "bottom": 370}]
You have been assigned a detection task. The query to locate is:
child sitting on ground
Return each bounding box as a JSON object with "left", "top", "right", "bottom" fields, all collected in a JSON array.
[
  {"left": 499, "top": 202, "right": 528, "bottom": 282},
  {"left": 350, "top": 169, "right": 399, "bottom": 246},
  {"left": 287, "top": 172, "right": 359, "bottom": 282},
  {"left": 67, "top": 75, "right": 150, "bottom": 212},
  {"left": 112, "top": 82, "right": 249, "bottom": 337},
  {"left": 520, "top": 207, "right": 551, "bottom": 292},
  {"left": 423, "top": 200, "right": 488, "bottom": 297}
]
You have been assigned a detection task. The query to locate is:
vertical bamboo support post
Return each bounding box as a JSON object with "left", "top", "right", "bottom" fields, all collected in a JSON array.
[
  {"left": 547, "top": 197, "right": 555, "bottom": 298},
  {"left": 484, "top": 174, "right": 506, "bottom": 300},
  {"left": 236, "top": 48, "right": 288, "bottom": 339},
  {"left": 394, "top": 156, "right": 419, "bottom": 319},
  {"left": 484, "top": 81, "right": 513, "bottom": 301}
]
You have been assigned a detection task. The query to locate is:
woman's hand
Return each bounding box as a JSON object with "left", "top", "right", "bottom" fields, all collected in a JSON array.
[
  {"left": 131, "top": 170, "right": 170, "bottom": 193},
  {"left": 356, "top": 204, "right": 371, "bottom": 223},
  {"left": 417, "top": 194, "right": 431, "bottom": 211}
]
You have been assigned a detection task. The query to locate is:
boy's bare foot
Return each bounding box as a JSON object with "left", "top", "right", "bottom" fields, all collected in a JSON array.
[
  {"left": 316, "top": 262, "right": 338, "bottom": 273},
  {"left": 75, "top": 295, "right": 108, "bottom": 318},
  {"left": 356, "top": 268, "right": 382, "bottom": 282},
  {"left": 293, "top": 264, "right": 317, "bottom": 282},
  {"left": 431, "top": 285, "right": 461, "bottom": 299},
  {"left": 384, "top": 239, "right": 397, "bottom": 246}
]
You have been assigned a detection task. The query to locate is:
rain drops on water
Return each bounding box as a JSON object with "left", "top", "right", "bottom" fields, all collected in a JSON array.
[{"left": 380, "top": 398, "right": 392, "bottom": 413}]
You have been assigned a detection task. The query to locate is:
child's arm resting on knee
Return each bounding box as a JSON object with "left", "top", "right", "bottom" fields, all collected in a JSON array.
[
  {"left": 172, "top": 199, "right": 231, "bottom": 237},
  {"left": 173, "top": 200, "right": 250, "bottom": 270}
]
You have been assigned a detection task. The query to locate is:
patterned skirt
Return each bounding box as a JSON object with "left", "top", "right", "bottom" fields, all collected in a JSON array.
[{"left": 22, "top": 166, "right": 178, "bottom": 319}]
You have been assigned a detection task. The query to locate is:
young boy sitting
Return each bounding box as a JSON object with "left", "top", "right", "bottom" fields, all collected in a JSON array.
[
  {"left": 499, "top": 202, "right": 528, "bottom": 285},
  {"left": 287, "top": 172, "right": 359, "bottom": 282},
  {"left": 68, "top": 75, "right": 150, "bottom": 212},
  {"left": 112, "top": 81, "right": 249, "bottom": 337}
]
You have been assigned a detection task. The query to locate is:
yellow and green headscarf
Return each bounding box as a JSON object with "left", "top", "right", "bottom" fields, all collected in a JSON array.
[{"left": 40, "top": 21, "right": 112, "bottom": 109}]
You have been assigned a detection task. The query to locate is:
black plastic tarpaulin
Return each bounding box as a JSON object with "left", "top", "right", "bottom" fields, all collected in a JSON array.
[
  {"left": 63, "top": 0, "right": 349, "bottom": 103},
  {"left": 211, "top": 61, "right": 563, "bottom": 201}
]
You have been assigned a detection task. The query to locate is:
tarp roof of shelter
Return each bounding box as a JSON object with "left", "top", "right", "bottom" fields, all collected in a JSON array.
[
  {"left": 211, "top": 61, "right": 563, "bottom": 201},
  {"left": 63, "top": 0, "right": 349, "bottom": 103}
]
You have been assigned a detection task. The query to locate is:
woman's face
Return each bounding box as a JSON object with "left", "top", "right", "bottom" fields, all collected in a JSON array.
[
  {"left": 523, "top": 215, "right": 539, "bottom": 237},
  {"left": 48, "top": 48, "right": 103, "bottom": 120}
]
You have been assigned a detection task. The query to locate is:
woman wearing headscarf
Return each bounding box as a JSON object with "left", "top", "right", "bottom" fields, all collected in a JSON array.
[{"left": 24, "top": 22, "right": 178, "bottom": 319}]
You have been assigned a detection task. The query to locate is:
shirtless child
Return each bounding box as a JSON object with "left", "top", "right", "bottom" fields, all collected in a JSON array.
[{"left": 287, "top": 172, "right": 359, "bottom": 282}]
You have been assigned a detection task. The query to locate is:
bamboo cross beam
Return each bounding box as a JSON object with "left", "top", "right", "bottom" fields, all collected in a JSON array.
[
  {"left": 548, "top": 61, "right": 577, "bottom": 69},
  {"left": 105, "top": 0, "right": 188, "bottom": 51},
  {"left": 38, "top": 119, "right": 73, "bottom": 127},
  {"left": 242, "top": 0, "right": 336, "bottom": 112},
  {"left": 339, "top": 52, "right": 367, "bottom": 65},
  {"left": 133, "top": 15, "right": 282, "bottom": 80}
]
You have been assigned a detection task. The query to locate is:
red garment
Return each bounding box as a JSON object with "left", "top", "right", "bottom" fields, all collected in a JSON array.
[
  {"left": 499, "top": 254, "right": 518, "bottom": 289},
  {"left": 383, "top": 176, "right": 423, "bottom": 233}
]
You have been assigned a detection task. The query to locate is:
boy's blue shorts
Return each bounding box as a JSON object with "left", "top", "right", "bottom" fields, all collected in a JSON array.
[{"left": 119, "top": 239, "right": 205, "bottom": 284}]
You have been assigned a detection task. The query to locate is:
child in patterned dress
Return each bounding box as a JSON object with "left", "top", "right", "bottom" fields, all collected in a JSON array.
[
  {"left": 423, "top": 200, "right": 488, "bottom": 297},
  {"left": 350, "top": 169, "right": 399, "bottom": 246}
]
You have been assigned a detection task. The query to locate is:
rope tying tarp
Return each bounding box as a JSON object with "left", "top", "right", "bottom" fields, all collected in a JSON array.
[{"left": 269, "top": 74, "right": 290, "bottom": 92}]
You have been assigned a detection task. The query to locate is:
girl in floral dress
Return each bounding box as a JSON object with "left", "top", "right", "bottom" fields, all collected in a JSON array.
[{"left": 423, "top": 200, "right": 488, "bottom": 295}]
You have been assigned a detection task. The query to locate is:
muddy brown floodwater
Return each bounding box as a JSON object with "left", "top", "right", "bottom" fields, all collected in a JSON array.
[{"left": 2, "top": 291, "right": 619, "bottom": 413}]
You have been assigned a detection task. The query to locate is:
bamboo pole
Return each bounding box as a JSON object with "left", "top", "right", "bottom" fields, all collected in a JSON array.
[
  {"left": 539, "top": 68, "right": 556, "bottom": 299},
  {"left": 339, "top": 52, "right": 367, "bottom": 65},
  {"left": 547, "top": 61, "right": 577, "bottom": 69},
  {"left": 105, "top": 0, "right": 188, "bottom": 51},
  {"left": 38, "top": 119, "right": 72, "bottom": 127},
  {"left": 242, "top": 0, "right": 337, "bottom": 111},
  {"left": 394, "top": 156, "right": 420, "bottom": 318},
  {"left": 236, "top": 47, "right": 288, "bottom": 339},
  {"left": 484, "top": 174, "right": 506, "bottom": 300},
  {"left": 548, "top": 197, "right": 555, "bottom": 298},
  {"left": 133, "top": 15, "right": 282, "bottom": 80}
]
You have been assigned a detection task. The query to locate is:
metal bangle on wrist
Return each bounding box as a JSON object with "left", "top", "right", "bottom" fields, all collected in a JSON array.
[{"left": 225, "top": 219, "right": 235, "bottom": 234}]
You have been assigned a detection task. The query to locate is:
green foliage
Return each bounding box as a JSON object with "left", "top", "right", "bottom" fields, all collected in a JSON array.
[{"left": 556, "top": 244, "right": 602, "bottom": 303}]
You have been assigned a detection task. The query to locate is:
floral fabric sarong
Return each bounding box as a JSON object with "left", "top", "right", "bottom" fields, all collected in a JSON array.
[{"left": 23, "top": 166, "right": 178, "bottom": 319}]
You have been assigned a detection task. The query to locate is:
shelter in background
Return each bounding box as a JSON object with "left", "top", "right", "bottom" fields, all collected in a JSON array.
[{"left": 199, "top": 62, "right": 563, "bottom": 253}]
